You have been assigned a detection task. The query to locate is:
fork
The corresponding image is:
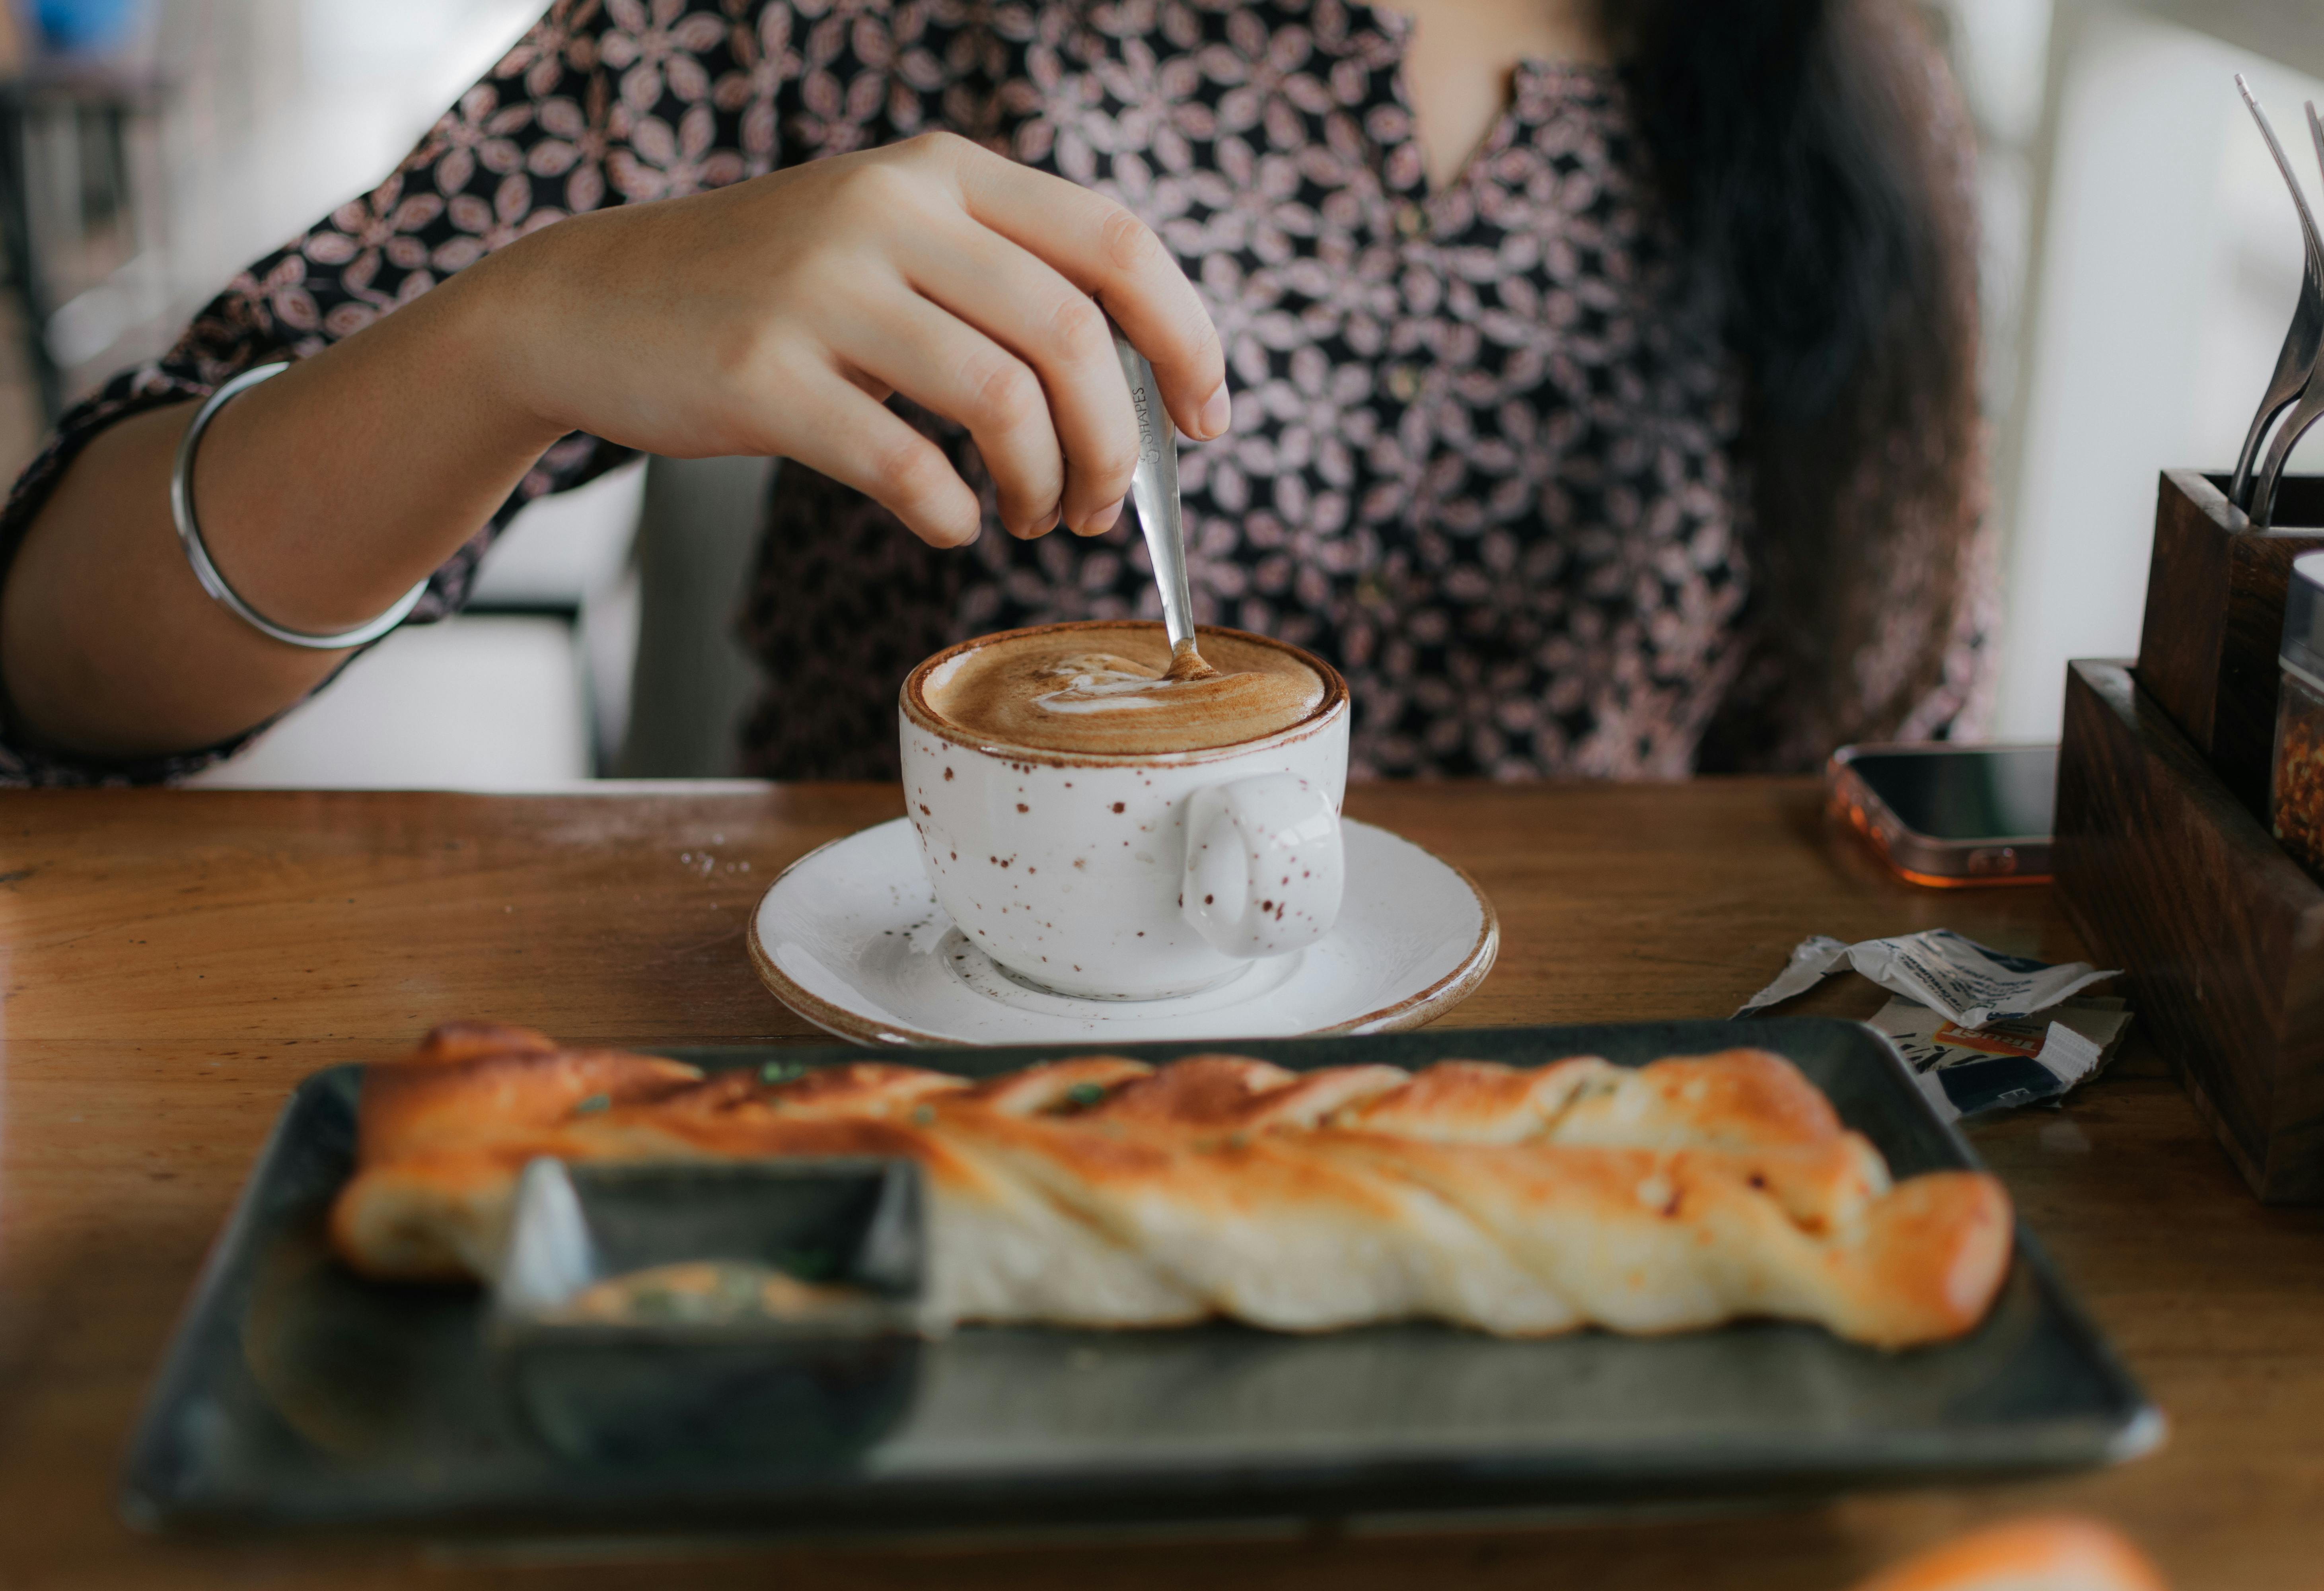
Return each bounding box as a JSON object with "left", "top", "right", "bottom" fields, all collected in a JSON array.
[
  {"left": 2230, "top": 76, "right": 2324, "bottom": 522},
  {"left": 2250, "top": 98, "right": 2324, "bottom": 529}
]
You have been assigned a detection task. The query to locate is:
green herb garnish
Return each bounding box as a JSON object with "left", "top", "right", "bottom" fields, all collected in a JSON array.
[
  {"left": 1065, "top": 1081, "right": 1108, "bottom": 1108},
  {"left": 759, "top": 1059, "right": 808, "bottom": 1085},
  {"left": 910, "top": 1104, "right": 936, "bottom": 1126},
  {"left": 572, "top": 1093, "right": 611, "bottom": 1115}
]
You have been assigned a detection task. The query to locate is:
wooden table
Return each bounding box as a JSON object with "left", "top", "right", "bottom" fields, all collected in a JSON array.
[{"left": 1, "top": 780, "right": 2316, "bottom": 1589}]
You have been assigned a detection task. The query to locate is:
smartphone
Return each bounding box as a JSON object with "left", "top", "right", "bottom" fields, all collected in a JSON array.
[{"left": 1826, "top": 742, "right": 2056, "bottom": 887}]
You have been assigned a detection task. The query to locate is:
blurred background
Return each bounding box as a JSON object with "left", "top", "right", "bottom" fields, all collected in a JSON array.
[{"left": 0, "top": 0, "right": 2319, "bottom": 786}]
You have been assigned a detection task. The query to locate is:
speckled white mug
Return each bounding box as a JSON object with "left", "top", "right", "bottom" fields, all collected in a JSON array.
[{"left": 899, "top": 622, "right": 1350, "bottom": 1000}]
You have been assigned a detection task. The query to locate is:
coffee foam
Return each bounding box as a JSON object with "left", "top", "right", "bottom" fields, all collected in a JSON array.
[{"left": 924, "top": 625, "right": 1327, "bottom": 755}]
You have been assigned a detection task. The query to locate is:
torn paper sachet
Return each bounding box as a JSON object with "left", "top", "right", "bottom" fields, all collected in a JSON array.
[
  {"left": 1735, "top": 929, "right": 2118, "bottom": 1030},
  {"left": 1872, "top": 996, "right": 2134, "bottom": 1123}
]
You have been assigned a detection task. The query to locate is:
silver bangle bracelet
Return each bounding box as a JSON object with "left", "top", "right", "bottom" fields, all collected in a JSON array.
[{"left": 169, "top": 361, "right": 430, "bottom": 651}]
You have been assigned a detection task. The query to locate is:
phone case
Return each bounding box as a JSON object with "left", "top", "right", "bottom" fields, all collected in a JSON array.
[{"left": 1827, "top": 743, "right": 2053, "bottom": 887}]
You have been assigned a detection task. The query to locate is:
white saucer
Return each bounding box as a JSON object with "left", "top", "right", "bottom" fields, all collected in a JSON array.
[{"left": 747, "top": 818, "right": 1497, "bottom": 1047}]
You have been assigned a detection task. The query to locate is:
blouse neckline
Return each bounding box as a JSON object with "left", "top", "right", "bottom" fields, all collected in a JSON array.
[{"left": 1331, "top": 0, "right": 1626, "bottom": 205}]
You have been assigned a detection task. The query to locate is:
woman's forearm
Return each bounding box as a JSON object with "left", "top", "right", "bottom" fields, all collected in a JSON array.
[
  {"left": 0, "top": 134, "right": 1230, "bottom": 767},
  {"left": 0, "top": 266, "right": 567, "bottom": 761}
]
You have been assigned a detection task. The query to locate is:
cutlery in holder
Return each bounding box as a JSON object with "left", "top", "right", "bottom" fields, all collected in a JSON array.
[
  {"left": 2133, "top": 469, "right": 2324, "bottom": 817},
  {"left": 2058, "top": 471, "right": 2324, "bottom": 1201},
  {"left": 2054, "top": 86, "right": 2324, "bottom": 1202}
]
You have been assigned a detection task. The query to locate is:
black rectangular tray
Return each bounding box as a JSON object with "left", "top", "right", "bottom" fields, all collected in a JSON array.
[{"left": 122, "top": 1019, "right": 2159, "bottom": 1539}]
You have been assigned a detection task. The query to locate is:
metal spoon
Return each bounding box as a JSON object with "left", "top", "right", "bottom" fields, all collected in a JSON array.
[
  {"left": 2231, "top": 76, "right": 2324, "bottom": 521},
  {"left": 2250, "top": 98, "right": 2324, "bottom": 529},
  {"left": 1109, "top": 318, "right": 1215, "bottom": 679}
]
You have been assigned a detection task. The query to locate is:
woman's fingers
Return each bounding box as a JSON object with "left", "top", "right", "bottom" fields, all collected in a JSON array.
[
  {"left": 528, "top": 136, "right": 1225, "bottom": 549},
  {"left": 935, "top": 138, "right": 1230, "bottom": 444},
  {"left": 837, "top": 288, "right": 1069, "bottom": 539},
  {"left": 772, "top": 370, "right": 983, "bottom": 548},
  {"left": 902, "top": 219, "right": 1139, "bottom": 535}
]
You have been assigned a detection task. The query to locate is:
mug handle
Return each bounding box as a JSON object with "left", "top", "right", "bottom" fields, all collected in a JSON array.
[{"left": 1180, "top": 773, "right": 1346, "bottom": 958}]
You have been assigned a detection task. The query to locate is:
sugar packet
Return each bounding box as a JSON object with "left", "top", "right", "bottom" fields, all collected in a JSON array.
[
  {"left": 1872, "top": 996, "right": 2134, "bottom": 1124},
  {"left": 1734, "top": 929, "right": 2118, "bottom": 1030}
]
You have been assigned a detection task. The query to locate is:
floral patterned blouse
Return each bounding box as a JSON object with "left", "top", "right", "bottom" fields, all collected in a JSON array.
[{"left": 0, "top": 0, "right": 1983, "bottom": 786}]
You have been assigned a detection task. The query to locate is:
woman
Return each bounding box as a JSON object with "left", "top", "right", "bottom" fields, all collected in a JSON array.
[{"left": 0, "top": 0, "right": 1983, "bottom": 785}]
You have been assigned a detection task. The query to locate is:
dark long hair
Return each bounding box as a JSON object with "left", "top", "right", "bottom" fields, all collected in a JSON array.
[{"left": 1610, "top": 0, "right": 1984, "bottom": 766}]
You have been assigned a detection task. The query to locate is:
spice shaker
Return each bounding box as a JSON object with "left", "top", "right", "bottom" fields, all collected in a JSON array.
[{"left": 2271, "top": 551, "right": 2324, "bottom": 875}]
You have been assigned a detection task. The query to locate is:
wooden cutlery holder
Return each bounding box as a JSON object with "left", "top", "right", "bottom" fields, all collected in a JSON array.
[{"left": 2055, "top": 470, "right": 2324, "bottom": 1201}]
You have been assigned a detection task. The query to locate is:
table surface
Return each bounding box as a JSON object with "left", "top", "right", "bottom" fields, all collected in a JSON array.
[{"left": 0, "top": 779, "right": 2315, "bottom": 1589}]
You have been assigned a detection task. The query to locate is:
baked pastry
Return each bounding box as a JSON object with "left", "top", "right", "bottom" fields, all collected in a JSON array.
[
  {"left": 1848, "top": 1517, "right": 2166, "bottom": 1591},
  {"left": 331, "top": 1022, "right": 2013, "bottom": 1347}
]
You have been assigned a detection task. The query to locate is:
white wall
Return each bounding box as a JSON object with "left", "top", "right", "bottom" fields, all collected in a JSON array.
[
  {"left": 158, "top": 1, "right": 650, "bottom": 790},
  {"left": 1992, "top": 10, "right": 2324, "bottom": 739},
  {"left": 45, "top": 0, "right": 544, "bottom": 389}
]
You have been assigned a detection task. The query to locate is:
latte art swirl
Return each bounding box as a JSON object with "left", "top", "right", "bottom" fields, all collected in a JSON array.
[
  {"left": 1030, "top": 654, "right": 1233, "bottom": 715},
  {"left": 925, "top": 625, "right": 1327, "bottom": 754}
]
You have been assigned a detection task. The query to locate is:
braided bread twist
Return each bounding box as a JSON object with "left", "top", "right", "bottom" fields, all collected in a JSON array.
[{"left": 331, "top": 1022, "right": 2012, "bottom": 1347}]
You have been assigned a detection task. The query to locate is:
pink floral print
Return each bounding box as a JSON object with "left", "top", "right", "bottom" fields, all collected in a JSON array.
[{"left": 0, "top": 0, "right": 1974, "bottom": 787}]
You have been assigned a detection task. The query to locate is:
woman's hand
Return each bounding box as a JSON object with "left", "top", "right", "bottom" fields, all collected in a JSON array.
[
  {"left": 4, "top": 131, "right": 1222, "bottom": 761},
  {"left": 471, "top": 131, "right": 1230, "bottom": 548}
]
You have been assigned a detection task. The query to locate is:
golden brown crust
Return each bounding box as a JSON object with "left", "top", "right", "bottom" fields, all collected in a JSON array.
[
  {"left": 354, "top": 1046, "right": 705, "bottom": 1167},
  {"left": 328, "top": 1029, "right": 2013, "bottom": 1345},
  {"left": 1845, "top": 1169, "right": 2016, "bottom": 1345},
  {"left": 1216, "top": 1065, "right": 1411, "bottom": 1128},
  {"left": 1330, "top": 1057, "right": 1614, "bottom": 1142},
  {"left": 1546, "top": 1048, "right": 1849, "bottom": 1149},
  {"left": 965, "top": 1056, "right": 1151, "bottom": 1115},
  {"left": 1086, "top": 1055, "right": 1298, "bottom": 1127}
]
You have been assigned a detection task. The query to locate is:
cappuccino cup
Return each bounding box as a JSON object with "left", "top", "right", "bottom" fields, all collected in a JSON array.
[{"left": 899, "top": 621, "right": 1349, "bottom": 1000}]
